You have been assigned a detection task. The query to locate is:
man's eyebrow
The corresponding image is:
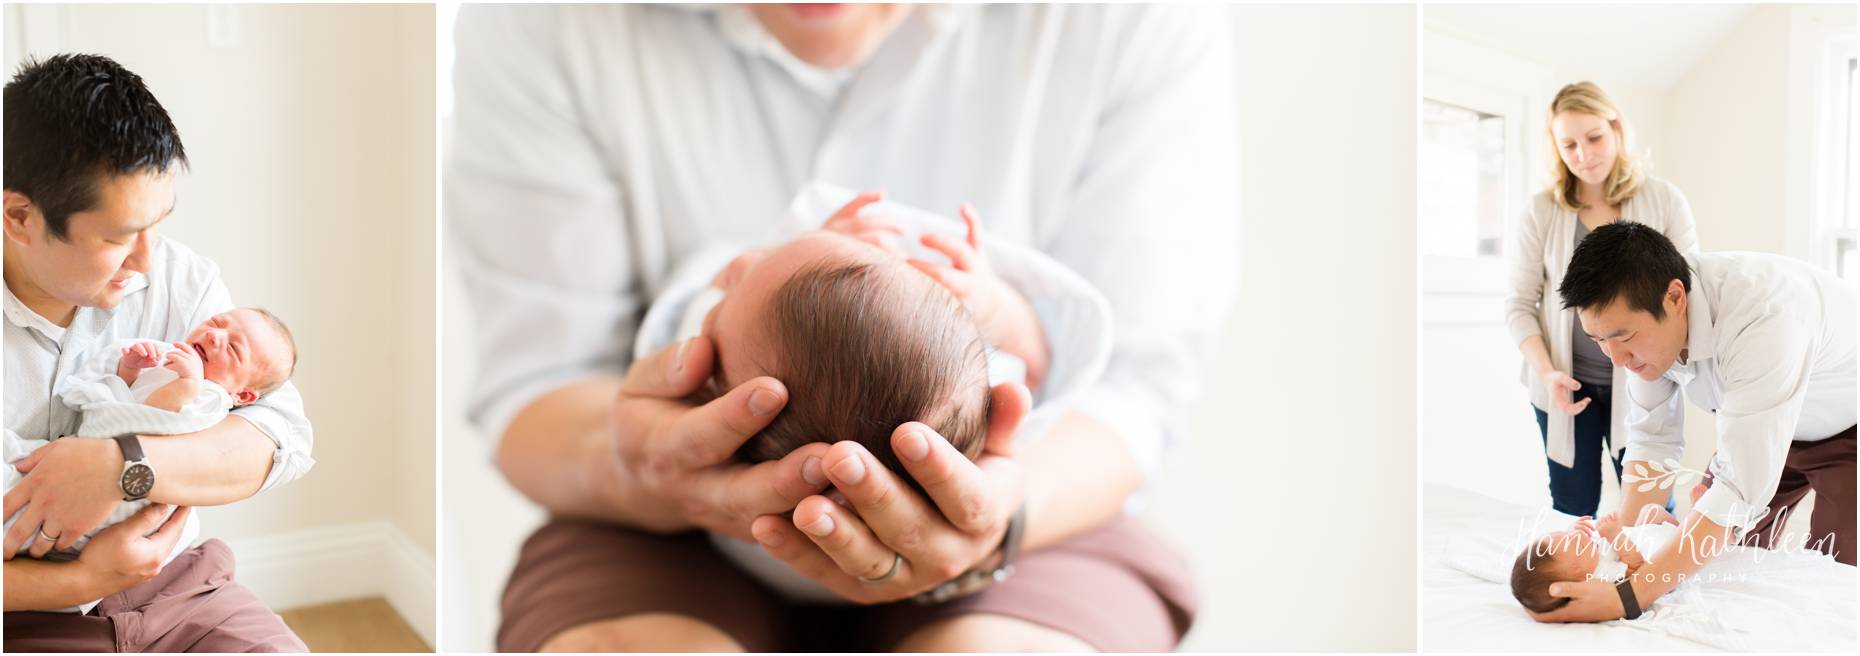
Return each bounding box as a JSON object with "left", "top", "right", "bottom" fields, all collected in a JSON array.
[
  {"left": 1584, "top": 328, "right": 1629, "bottom": 340},
  {"left": 123, "top": 201, "right": 177, "bottom": 234}
]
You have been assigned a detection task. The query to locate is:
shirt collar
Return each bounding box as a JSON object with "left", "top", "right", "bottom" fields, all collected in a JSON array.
[
  {"left": 2, "top": 272, "right": 148, "bottom": 343},
  {"left": 3, "top": 283, "right": 68, "bottom": 342},
  {"left": 709, "top": 4, "right": 961, "bottom": 99}
]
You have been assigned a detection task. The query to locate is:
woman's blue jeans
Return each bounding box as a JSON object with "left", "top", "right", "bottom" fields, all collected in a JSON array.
[{"left": 1533, "top": 383, "right": 1617, "bottom": 517}]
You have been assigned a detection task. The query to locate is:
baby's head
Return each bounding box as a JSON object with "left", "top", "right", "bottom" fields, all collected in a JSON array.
[
  {"left": 1509, "top": 527, "right": 1605, "bottom": 613},
  {"left": 184, "top": 307, "right": 297, "bottom": 406},
  {"left": 700, "top": 231, "right": 992, "bottom": 478}
]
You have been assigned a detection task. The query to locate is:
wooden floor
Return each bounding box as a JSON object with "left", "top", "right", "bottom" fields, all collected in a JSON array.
[{"left": 278, "top": 597, "right": 430, "bottom": 653}]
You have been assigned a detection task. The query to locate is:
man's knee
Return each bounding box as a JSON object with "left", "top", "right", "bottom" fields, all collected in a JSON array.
[
  {"left": 539, "top": 613, "right": 744, "bottom": 652},
  {"left": 893, "top": 613, "right": 1095, "bottom": 653}
]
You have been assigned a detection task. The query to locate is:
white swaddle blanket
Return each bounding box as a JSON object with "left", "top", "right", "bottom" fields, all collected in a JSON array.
[
  {"left": 1445, "top": 515, "right": 1856, "bottom": 652},
  {"left": 632, "top": 183, "right": 1116, "bottom": 603},
  {"left": 4, "top": 338, "right": 218, "bottom": 613}
]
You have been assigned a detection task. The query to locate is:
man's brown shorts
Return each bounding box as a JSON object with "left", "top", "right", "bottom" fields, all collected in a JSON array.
[
  {"left": 3, "top": 539, "right": 308, "bottom": 653},
  {"left": 498, "top": 516, "right": 1198, "bottom": 652},
  {"left": 1703, "top": 425, "right": 1857, "bottom": 565}
]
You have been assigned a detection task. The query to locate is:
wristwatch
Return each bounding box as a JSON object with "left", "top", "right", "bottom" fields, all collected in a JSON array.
[
  {"left": 113, "top": 434, "right": 155, "bottom": 501},
  {"left": 914, "top": 503, "right": 1027, "bottom": 605},
  {"left": 1616, "top": 577, "right": 1642, "bottom": 620}
]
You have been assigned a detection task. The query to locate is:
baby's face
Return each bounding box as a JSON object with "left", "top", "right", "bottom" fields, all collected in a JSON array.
[
  {"left": 183, "top": 308, "right": 291, "bottom": 397},
  {"left": 1536, "top": 528, "right": 1602, "bottom": 576},
  {"left": 701, "top": 231, "right": 925, "bottom": 392}
]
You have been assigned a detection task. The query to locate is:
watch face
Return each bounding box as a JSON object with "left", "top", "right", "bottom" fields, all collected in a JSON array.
[{"left": 122, "top": 463, "right": 155, "bottom": 499}]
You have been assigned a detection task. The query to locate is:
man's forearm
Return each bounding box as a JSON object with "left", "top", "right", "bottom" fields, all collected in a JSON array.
[
  {"left": 496, "top": 376, "right": 668, "bottom": 528},
  {"left": 142, "top": 415, "right": 278, "bottom": 506},
  {"left": 1630, "top": 510, "right": 1733, "bottom": 606},
  {"left": 4, "top": 559, "right": 103, "bottom": 611},
  {"left": 1620, "top": 459, "right": 1674, "bottom": 525},
  {"left": 1019, "top": 410, "right": 1142, "bottom": 552}
]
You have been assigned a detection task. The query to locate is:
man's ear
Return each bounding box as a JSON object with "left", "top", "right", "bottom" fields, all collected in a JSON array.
[
  {"left": 1665, "top": 279, "right": 1687, "bottom": 316},
  {"left": 982, "top": 382, "right": 1031, "bottom": 457},
  {"left": 235, "top": 389, "right": 258, "bottom": 406},
  {"left": 3, "top": 190, "right": 38, "bottom": 246}
]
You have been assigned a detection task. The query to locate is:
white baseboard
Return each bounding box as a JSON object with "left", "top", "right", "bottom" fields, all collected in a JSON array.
[{"left": 219, "top": 521, "right": 436, "bottom": 647}]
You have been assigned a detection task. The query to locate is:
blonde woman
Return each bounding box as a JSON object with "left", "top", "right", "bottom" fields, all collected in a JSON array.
[{"left": 1504, "top": 81, "right": 1698, "bottom": 516}]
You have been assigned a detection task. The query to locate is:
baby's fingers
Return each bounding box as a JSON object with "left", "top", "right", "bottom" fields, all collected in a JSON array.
[
  {"left": 919, "top": 232, "right": 977, "bottom": 272},
  {"left": 907, "top": 259, "right": 975, "bottom": 299},
  {"left": 958, "top": 204, "right": 985, "bottom": 250},
  {"left": 825, "top": 191, "right": 885, "bottom": 227}
]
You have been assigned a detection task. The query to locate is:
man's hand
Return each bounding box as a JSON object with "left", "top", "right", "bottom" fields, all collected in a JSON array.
[
  {"left": 4, "top": 438, "right": 126, "bottom": 558},
  {"left": 76, "top": 504, "right": 193, "bottom": 597},
  {"left": 161, "top": 342, "right": 204, "bottom": 380},
  {"left": 748, "top": 382, "right": 1032, "bottom": 604},
  {"left": 121, "top": 342, "right": 162, "bottom": 370},
  {"left": 1528, "top": 579, "right": 1628, "bottom": 623},
  {"left": 599, "top": 336, "right": 832, "bottom": 539},
  {"left": 1540, "top": 369, "right": 1590, "bottom": 415}
]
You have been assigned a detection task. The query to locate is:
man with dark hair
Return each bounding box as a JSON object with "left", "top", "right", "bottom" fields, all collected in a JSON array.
[
  {"left": 1531, "top": 222, "right": 1856, "bottom": 623},
  {"left": 3, "top": 54, "right": 311, "bottom": 651}
]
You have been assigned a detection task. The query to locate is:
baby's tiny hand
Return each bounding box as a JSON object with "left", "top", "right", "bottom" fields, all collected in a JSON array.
[
  {"left": 121, "top": 342, "right": 162, "bottom": 370},
  {"left": 821, "top": 190, "right": 906, "bottom": 255},
  {"left": 1596, "top": 512, "right": 1623, "bottom": 539},
  {"left": 161, "top": 344, "right": 204, "bottom": 380}
]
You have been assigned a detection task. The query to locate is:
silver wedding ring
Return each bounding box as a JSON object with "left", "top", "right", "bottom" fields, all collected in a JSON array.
[
  {"left": 38, "top": 528, "right": 59, "bottom": 543},
  {"left": 858, "top": 553, "right": 903, "bottom": 584}
]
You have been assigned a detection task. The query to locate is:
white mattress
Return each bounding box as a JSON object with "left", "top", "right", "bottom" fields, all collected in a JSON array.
[{"left": 1423, "top": 483, "right": 1857, "bottom": 652}]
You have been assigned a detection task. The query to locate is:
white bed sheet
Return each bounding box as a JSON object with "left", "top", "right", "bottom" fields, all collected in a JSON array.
[{"left": 1423, "top": 483, "right": 1857, "bottom": 652}]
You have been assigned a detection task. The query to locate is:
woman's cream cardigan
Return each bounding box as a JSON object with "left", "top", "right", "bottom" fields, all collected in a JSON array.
[{"left": 1503, "top": 176, "right": 1700, "bottom": 468}]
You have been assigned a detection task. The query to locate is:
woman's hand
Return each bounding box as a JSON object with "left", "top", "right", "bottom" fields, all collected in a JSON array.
[
  {"left": 604, "top": 336, "right": 833, "bottom": 540},
  {"left": 1540, "top": 369, "right": 1591, "bottom": 415},
  {"left": 4, "top": 438, "right": 129, "bottom": 559},
  {"left": 749, "top": 383, "right": 1032, "bottom": 604},
  {"left": 75, "top": 504, "right": 193, "bottom": 597}
]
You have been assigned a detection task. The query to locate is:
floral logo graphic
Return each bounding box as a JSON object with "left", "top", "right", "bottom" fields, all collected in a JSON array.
[{"left": 1622, "top": 458, "right": 1702, "bottom": 493}]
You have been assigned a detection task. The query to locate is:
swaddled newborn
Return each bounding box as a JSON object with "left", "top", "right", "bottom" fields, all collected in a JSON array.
[
  {"left": 109, "top": 307, "right": 298, "bottom": 412},
  {"left": 6, "top": 307, "right": 298, "bottom": 556},
  {"left": 687, "top": 228, "right": 994, "bottom": 479},
  {"left": 1510, "top": 511, "right": 1673, "bottom": 613}
]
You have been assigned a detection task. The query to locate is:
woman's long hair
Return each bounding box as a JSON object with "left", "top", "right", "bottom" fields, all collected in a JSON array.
[{"left": 1545, "top": 81, "right": 1643, "bottom": 211}]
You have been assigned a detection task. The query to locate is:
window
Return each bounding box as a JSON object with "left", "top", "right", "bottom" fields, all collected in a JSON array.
[{"left": 1421, "top": 99, "right": 1508, "bottom": 260}]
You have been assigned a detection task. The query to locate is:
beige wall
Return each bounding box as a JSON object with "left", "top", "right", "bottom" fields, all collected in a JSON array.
[
  {"left": 1122, "top": 4, "right": 1420, "bottom": 651},
  {"left": 7, "top": 4, "right": 437, "bottom": 555},
  {"left": 1662, "top": 5, "right": 1794, "bottom": 257}
]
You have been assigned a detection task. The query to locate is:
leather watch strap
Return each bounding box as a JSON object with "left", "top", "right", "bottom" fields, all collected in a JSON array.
[
  {"left": 1616, "top": 577, "right": 1642, "bottom": 620},
  {"left": 913, "top": 502, "right": 1027, "bottom": 605},
  {"left": 113, "top": 434, "right": 146, "bottom": 462}
]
